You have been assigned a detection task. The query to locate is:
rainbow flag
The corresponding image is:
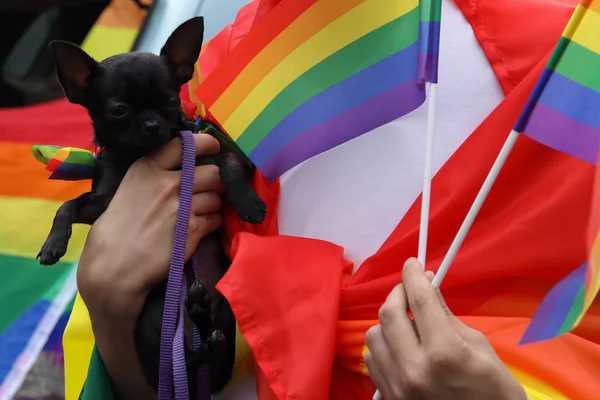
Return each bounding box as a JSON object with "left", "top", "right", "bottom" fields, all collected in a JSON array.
[
  {"left": 513, "top": 0, "right": 600, "bottom": 164},
  {"left": 31, "top": 145, "right": 96, "bottom": 181},
  {"left": 197, "top": 0, "right": 438, "bottom": 181},
  {"left": 518, "top": 0, "right": 600, "bottom": 344}
]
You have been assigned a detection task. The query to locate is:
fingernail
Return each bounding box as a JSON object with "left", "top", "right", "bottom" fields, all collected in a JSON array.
[
  {"left": 404, "top": 257, "right": 419, "bottom": 269},
  {"left": 424, "top": 271, "right": 435, "bottom": 282}
]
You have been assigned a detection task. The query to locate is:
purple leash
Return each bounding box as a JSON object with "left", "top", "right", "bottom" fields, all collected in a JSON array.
[{"left": 158, "top": 131, "right": 211, "bottom": 400}]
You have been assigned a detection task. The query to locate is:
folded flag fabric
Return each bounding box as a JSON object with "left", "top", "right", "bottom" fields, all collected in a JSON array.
[
  {"left": 31, "top": 145, "right": 96, "bottom": 181},
  {"left": 513, "top": 0, "right": 600, "bottom": 165},
  {"left": 196, "top": 0, "right": 433, "bottom": 181}
]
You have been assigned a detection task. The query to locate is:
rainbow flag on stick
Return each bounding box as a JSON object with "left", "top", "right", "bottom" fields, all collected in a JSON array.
[
  {"left": 197, "top": 0, "right": 435, "bottom": 181},
  {"left": 513, "top": 0, "right": 600, "bottom": 165},
  {"left": 518, "top": 0, "right": 600, "bottom": 344}
]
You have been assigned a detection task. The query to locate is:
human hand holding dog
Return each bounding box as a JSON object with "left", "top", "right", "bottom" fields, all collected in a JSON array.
[
  {"left": 78, "top": 133, "right": 223, "bottom": 319},
  {"left": 77, "top": 134, "right": 223, "bottom": 400},
  {"left": 365, "top": 258, "right": 526, "bottom": 400}
]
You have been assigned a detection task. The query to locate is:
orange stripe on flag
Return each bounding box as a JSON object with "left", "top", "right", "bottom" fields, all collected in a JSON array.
[{"left": 0, "top": 142, "right": 91, "bottom": 201}]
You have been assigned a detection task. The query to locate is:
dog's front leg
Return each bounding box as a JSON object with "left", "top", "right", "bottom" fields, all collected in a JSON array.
[
  {"left": 37, "top": 192, "right": 109, "bottom": 265},
  {"left": 218, "top": 151, "right": 266, "bottom": 224}
]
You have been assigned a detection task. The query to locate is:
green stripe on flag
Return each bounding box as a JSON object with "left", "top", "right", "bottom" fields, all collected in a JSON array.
[
  {"left": 0, "top": 254, "right": 74, "bottom": 333},
  {"left": 555, "top": 40, "right": 600, "bottom": 93},
  {"left": 558, "top": 284, "right": 586, "bottom": 336}
]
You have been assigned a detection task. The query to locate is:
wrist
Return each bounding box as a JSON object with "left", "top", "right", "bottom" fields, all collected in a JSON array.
[{"left": 77, "top": 253, "right": 149, "bottom": 321}]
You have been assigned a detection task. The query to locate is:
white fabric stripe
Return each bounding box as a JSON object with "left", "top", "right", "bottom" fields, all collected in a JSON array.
[
  {"left": 277, "top": 0, "right": 505, "bottom": 269},
  {"left": 0, "top": 265, "right": 78, "bottom": 400}
]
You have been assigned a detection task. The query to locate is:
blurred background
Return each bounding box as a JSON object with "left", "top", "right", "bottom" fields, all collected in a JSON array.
[{"left": 0, "top": 0, "right": 247, "bottom": 398}]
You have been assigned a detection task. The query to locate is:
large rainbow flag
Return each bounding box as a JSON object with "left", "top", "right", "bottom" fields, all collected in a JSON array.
[
  {"left": 514, "top": 0, "right": 600, "bottom": 343},
  {"left": 196, "top": 0, "right": 437, "bottom": 181},
  {"left": 0, "top": 1, "right": 146, "bottom": 398}
]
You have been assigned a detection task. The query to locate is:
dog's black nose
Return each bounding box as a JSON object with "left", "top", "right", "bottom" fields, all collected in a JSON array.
[{"left": 142, "top": 121, "right": 161, "bottom": 135}]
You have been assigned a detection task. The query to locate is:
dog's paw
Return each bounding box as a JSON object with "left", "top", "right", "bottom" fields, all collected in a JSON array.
[
  {"left": 231, "top": 189, "right": 267, "bottom": 224},
  {"left": 186, "top": 280, "right": 213, "bottom": 338},
  {"left": 188, "top": 330, "right": 228, "bottom": 367},
  {"left": 37, "top": 237, "right": 68, "bottom": 266}
]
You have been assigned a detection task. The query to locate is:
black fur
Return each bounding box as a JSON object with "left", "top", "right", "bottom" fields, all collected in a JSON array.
[{"left": 39, "top": 16, "right": 266, "bottom": 395}]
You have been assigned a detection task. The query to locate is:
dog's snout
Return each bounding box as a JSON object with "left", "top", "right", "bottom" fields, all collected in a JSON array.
[{"left": 142, "top": 121, "right": 161, "bottom": 135}]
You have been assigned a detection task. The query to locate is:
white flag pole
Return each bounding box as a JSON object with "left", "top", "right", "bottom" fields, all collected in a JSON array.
[
  {"left": 372, "top": 130, "right": 519, "bottom": 400},
  {"left": 417, "top": 83, "right": 438, "bottom": 266},
  {"left": 373, "top": 80, "right": 439, "bottom": 400},
  {"left": 432, "top": 129, "right": 519, "bottom": 288}
]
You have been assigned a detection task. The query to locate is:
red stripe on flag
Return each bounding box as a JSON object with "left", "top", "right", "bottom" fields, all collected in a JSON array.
[{"left": 196, "top": 0, "right": 317, "bottom": 108}]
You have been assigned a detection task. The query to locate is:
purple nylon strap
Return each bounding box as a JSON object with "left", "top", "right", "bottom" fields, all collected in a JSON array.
[{"left": 158, "top": 131, "right": 211, "bottom": 400}]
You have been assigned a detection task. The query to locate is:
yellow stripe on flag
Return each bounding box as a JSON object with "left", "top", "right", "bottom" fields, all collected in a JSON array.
[
  {"left": 0, "top": 196, "right": 89, "bottom": 262},
  {"left": 222, "top": 0, "right": 419, "bottom": 139}
]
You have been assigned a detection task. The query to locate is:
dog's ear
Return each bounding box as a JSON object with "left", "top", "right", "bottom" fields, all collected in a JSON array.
[
  {"left": 49, "top": 41, "right": 98, "bottom": 105},
  {"left": 160, "top": 16, "right": 204, "bottom": 87}
]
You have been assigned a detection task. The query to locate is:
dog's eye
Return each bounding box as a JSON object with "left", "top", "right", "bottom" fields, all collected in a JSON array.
[
  {"left": 168, "top": 98, "right": 180, "bottom": 109},
  {"left": 109, "top": 104, "right": 129, "bottom": 118}
]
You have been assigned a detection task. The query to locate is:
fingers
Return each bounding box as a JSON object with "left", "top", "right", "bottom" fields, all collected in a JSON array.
[
  {"left": 402, "top": 258, "right": 451, "bottom": 345},
  {"left": 186, "top": 213, "right": 223, "bottom": 257},
  {"left": 378, "top": 284, "right": 420, "bottom": 361},
  {"left": 193, "top": 164, "right": 223, "bottom": 193},
  {"left": 151, "top": 134, "right": 221, "bottom": 170},
  {"left": 191, "top": 192, "right": 222, "bottom": 216},
  {"left": 365, "top": 325, "right": 399, "bottom": 399}
]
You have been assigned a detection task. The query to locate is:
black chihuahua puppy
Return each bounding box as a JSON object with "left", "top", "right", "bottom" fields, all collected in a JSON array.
[{"left": 38, "top": 17, "right": 266, "bottom": 395}]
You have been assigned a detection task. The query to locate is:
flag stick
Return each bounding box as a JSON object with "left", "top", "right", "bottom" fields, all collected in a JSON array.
[
  {"left": 417, "top": 83, "right": 438, "bottom": 266},
  {"left": 372, "top": 130, "right": 517, "bottom": 400},
  {"left": 373, "top": 84, "right": 438, "bottom": 400},
  {"left": 432, "top": 129, "right": 519, "bottom": 288}
]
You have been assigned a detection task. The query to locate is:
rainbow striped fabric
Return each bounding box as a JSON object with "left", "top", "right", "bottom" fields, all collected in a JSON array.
[
  {"left": 31, "top": 145, "right": 96, "bottom": 181},
  {"left": 197, "top": 0, "right": 438, "bottom": 181},
  {"left": 519, "top": 0, "right": 600, "bottom": 344},
  {"left": 513, "top": 0, "right": 600, "bottom": 164}
]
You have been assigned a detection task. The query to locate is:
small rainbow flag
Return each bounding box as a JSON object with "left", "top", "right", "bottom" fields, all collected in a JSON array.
[
  {"left": 31, "top": 145, "right": 96, "bottom": 181},
  {"left": 197, "top": 0, "right": 439, "bottom": 181},
  {"left": 519, "top": 0, "right": 600, "bottom": 344},
  {"left": 513, "top": 0, "right": 600, "bottom": 164}
]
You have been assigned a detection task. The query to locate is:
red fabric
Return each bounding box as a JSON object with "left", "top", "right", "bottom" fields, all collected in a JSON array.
[
  {"left": 0, "top": 99, "right": 93, "bottom": 149},
  {"left": 217, "top": 234, "right": 353, "bottom": 400},
  {"left": 211, "top": 1, "right": 600, "bottom": 399},
  {"left": 454, "top": 0, "right": 578, "bottom": 95}
]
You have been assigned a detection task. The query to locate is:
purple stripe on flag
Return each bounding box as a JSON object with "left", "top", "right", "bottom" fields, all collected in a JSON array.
[
  {"left": 522, "top": 103, "right": 600, "bottom": 165},
  {"left": 417, "top": 21, "right": 440, "bottom": 83},
  {"left": 537, "top": 264, "right": 587, "bottom": 341},
  {"left": 520, "top": 263, "right": 587, "bottom": 344},
  {"left": 250, "top": 43, "right": 420, "bottom": 169},
  {"left": 260, "top": 79, "right": 426, "bottom": 180}
]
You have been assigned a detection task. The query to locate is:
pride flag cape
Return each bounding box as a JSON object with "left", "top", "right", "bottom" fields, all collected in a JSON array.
[
  {"left": 509, "top": 0, "right": 600, "bottom": 344},
  {"left": 196, "top": 0, "right": 433, "bottom": 181}
]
